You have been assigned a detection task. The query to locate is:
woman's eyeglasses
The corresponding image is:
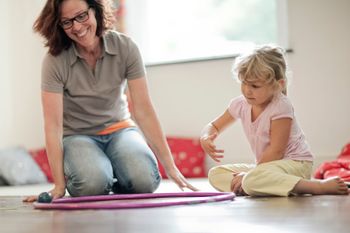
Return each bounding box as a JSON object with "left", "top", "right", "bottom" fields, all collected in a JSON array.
[{"left": 59, "top": 9, "right": 90, "bottom": 30}]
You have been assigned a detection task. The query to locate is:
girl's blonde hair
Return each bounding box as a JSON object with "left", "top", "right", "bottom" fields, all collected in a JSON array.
[{"left": 233, "top": 45, "right": 288, "bottom": 95}]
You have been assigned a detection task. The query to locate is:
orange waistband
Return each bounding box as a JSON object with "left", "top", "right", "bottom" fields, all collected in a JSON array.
[{"left": 97, "top": 119, "right": 136, "bottom": 135}]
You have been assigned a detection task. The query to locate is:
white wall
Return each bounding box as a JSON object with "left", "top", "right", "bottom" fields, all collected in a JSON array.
[
  {"left": 0, "top": 1, "right": 14, "bottom": 147},
  {"left": 0, "top": 0, "right": 46, "bottom": 149},
  {"left": 1, "top": 0, "right": 349, "bottom": 170},
  {"left": 287, "top": 0, "right": 350, "bottom": 160}
]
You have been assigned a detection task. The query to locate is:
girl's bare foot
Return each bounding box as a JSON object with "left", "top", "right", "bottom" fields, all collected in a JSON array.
[
  {"left": 316, "top": 177, "right": 349, "bottom": 195},
  {"left": 293, "top": 177, "right": 349, "bottom": 195}
]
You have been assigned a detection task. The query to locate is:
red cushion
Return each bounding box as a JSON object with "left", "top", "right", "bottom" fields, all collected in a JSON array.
[
  {"left": 338, "top": 143, "right": 350, "bottom": 159},
  {"left": 28, "top": 148, "right": 53, "bottom": 183},
  {"left": 314, "top": 142, "right": 350, "bottom": 181},
  {"left": 158, "top": 137, "right": 206, "bottom": 178}
]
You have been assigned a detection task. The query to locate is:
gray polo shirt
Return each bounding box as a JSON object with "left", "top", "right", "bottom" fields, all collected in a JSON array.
[{"left": 41, "top": 30, "right": 146, "bottom": 136}]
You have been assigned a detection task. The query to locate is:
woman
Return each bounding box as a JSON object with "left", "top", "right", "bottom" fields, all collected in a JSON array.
[{"left": 25, "top": 0, "right": 196, "bottom": 201}]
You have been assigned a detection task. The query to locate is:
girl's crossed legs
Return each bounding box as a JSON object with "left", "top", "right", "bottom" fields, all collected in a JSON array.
[{"left": 209, "top": 160, "right": 348, "bottom": 196}]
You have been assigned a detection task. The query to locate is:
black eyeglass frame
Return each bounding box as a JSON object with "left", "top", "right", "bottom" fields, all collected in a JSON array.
[{"left": 59, "top": 8, "right": 91, "bottom": 30}]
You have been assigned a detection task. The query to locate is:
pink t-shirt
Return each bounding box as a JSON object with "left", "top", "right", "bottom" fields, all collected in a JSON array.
[{"left": 228, "top": 94, "right": 313, "bottom": 163}]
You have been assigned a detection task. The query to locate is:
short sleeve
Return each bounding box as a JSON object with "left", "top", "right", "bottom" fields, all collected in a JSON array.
[
  {"left": 125, "top": 38, "right": 146, "bottom": 80},
  {"left": 271, "top": 95, "right": 294, "bottom": 120},
  {"left": 41, "top": 53, "right": 65, "bottom": 93},
  {"left": 228, "top": 95, "right": 246, "bottom": 119}
]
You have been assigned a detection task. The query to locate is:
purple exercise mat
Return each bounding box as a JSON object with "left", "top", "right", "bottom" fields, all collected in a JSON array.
[{"left": 33, "top": 192, "right": 235, "bottom": 210}]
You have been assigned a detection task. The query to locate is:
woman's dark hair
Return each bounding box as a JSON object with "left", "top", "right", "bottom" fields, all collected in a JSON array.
[{"left": 33, "top": 0, "right": 115, "bottom": 56}]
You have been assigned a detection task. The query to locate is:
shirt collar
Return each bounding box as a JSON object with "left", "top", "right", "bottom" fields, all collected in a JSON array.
[
  {"left": 68, "top": 31, "right": 118, "bottom": 66},
  {"left": 102, "top": 31, "right": 118, "bottom": 56}
]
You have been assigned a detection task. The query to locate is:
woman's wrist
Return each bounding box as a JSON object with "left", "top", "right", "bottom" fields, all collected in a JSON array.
[{"left": 53, "top": 179, "right": 66, "bottom": 190}]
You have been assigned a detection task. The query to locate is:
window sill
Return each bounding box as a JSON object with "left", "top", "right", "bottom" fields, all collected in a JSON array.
[{"left": 145, "top": 49, "right": 293, "bottom": 68}]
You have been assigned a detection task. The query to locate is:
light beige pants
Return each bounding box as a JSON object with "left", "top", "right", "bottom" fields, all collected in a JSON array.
[{"left": 208, "top": 160, "right": 313, "bottom": 196}]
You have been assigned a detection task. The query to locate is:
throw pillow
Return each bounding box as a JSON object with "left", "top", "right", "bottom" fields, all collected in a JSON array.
[
  {"left": 0, "top": 147, "right": 47, "bottom": 185},
  {"left": 158, "top": 137, "right": 206, "bottom": 178}
]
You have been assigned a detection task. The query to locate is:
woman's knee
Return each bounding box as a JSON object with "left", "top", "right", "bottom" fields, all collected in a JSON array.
[
  {"left": 66, "top": 169, "right": 114, "bottom": 197},
  {"left": 133, "top": 172, "right": 161, "bottom": 193},
  {"left": 63, "top": 135, "right": 114, "bottom": 196},
  {"left": 114, "top": 176, "right": 161, "bottom": 194},
  {"left": 114, "top": 166, "right": 161, "bottom": 194},
  {"left": 108, "top": 134, "right": 161, "bottom": 193}
]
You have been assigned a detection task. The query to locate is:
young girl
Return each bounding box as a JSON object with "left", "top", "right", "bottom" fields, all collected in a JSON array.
[{"left": 200, "top": 45, "right": 348, "bottom": 196}]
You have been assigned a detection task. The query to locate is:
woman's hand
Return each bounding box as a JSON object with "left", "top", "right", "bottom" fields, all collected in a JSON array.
[
  {"left": 166, "top": 167, "right": 199, "bottom": 191},
  {"left": 230, "top": 172, "right": 247, "bottom": 196},
  {"left": 200, "top": 133, "right": 224, "bottom": 162},
  {"left": 23, "top": 185, "right": 66, "bottom": 202}
]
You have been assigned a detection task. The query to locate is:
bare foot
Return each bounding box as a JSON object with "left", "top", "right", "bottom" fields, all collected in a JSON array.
[
  {"left": 316, "top": 177, "right": 349, "bottom": 195},
  {"left": 293, "top": 177, "right": 349, "bottom": 195}
]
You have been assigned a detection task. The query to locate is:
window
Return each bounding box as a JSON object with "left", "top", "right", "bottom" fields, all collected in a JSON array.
[{"left": 123, "top": 0, "right": 288, "bottom": 64}]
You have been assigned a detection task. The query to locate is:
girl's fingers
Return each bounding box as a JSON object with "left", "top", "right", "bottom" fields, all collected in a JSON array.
[
  {"left": 202, "top": 138, "right": 224, "bottom": 162},
  {"left": 230, "top": 180, "right": 237, "bottom": 192},
  {"left": 210, "top": 154, "right": 224, "bottom": 162},
  {"left": 207, "top": 144, "right": 224, "bottom": 154},
  {"left": 232, "top": 182, "right": 242, "bottom": 194},
  {"left": 208, "top": 133, "right": 218, "bottom": 140},
  {"left": 214, "top": 149, "right": 224, "bottom": 153}
]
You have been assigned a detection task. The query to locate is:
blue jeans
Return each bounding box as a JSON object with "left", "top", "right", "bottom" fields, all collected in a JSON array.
[{"left": 63, "top": 128, "right": 161, "bottom": 197}]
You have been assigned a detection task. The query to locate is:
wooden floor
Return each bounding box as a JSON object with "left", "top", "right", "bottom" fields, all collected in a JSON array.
[{"left": 0, "top": 192, "right": 349, "bottom": 233}]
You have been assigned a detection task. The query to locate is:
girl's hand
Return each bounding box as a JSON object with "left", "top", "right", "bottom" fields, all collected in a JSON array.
[
  {"left": 166, "top": 167, "right": 199, "bottom": 191},
  {"left": 200, "top": 133, "right": 224, "bottom": 162},
  {"left": 230, "top": 172, "right": 247, "bottom": 196},
  {"left": 23, "top": 185, "right": 66, "bottom": 202}
]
